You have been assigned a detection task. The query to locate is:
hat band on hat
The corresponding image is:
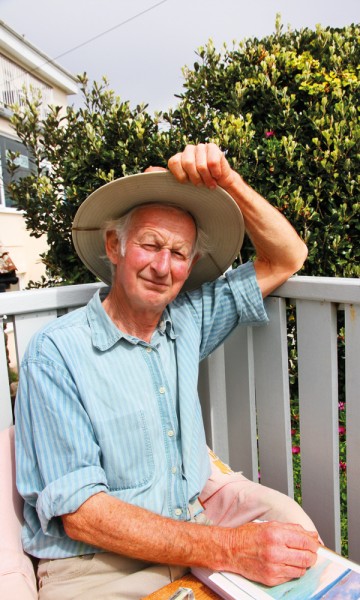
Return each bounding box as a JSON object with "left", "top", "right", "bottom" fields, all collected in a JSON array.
[{"left": 72, "top": 227, "right": 101, "bottom": 231}]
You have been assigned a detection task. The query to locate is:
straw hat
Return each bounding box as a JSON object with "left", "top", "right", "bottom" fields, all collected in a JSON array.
[{"left": 72, "top": 171, "right": 244, "bottom": 292}]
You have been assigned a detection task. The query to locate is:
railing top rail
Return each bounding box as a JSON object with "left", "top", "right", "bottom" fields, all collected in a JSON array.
[
  {"left": 0, "top": 276, "right": 359, "bottom": 318},
  {"left": 0, "top": 282, "right": 108, "bottom": 317},
  {"left": 271, "top": 276, "right": 360, "bottom": 305}
]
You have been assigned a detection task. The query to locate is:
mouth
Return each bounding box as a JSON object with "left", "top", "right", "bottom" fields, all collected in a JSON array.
[{"left": 141, "top": 277, "right": 169, "bottom": 290}]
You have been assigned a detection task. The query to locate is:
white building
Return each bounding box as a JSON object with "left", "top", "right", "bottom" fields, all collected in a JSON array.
[{"left": 0, "top": 20, "right": 78, "bottom": 289}]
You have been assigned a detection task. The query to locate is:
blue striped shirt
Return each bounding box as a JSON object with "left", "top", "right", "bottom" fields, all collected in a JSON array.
[{"left": 15, "top": 262, "right": 268, "bottom": 558}]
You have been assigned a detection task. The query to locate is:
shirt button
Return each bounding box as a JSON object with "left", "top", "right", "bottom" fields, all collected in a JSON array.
[
  {"left": 146, "top": 347, "right": 152, "bottom": 353},
  {"left": 159, "top": 386, "right": 166, "bottom": 394},
  {"left": 174, "top": 508, "right": 182, "bottom": 516},
  {"left": 167, "top": 430, "right": 174, "bottom": 437},
  {"left": 171, "top": 466, "right": 177, "bottom": 474}
]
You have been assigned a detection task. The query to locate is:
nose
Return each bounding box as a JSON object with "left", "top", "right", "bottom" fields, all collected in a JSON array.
[{"left": 151, "top": 249, "right": 171, "bottom": 276}]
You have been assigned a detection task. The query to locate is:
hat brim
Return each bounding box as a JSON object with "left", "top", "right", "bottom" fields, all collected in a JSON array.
[{"left": 72, "top": 171, "right": 245, "bottom": 292}]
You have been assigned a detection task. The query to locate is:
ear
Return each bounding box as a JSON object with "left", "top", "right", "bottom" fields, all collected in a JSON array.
[{"left": 105, "top": 230, "right": 120, "bottom": 265}]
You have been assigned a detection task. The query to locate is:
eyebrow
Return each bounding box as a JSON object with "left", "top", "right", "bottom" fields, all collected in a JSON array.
[{"left": 137, "top": 231, "right": 193, "bottom": 253}]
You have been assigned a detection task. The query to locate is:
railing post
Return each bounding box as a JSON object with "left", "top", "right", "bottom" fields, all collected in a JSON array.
[
  {"left": 345, "top": 303, "right": 360, "bottom": 562},
  {"left": 253, "top": 297, "right": 294, "bottom": 496},
  {"left": 297, "top": 299, "right": 341, "bottom": 553},
  {"left": 198, "top": 345, "right": 230, "bottom": 464},
  {"left": 223, "top": 326, "right": 258, "bottom": 480}
]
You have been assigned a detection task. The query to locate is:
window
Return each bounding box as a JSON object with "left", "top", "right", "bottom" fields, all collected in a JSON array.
[
  {"left": 0, "top": 54, "right": 51, "bottom": 208},
  {"left": 0, "top": 135, "right": 35, "bottom": 208}
]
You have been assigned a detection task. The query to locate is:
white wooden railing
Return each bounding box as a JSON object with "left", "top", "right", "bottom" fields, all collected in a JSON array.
[{"left": 0, "top": 277, "right": 359, "bottom": 562}]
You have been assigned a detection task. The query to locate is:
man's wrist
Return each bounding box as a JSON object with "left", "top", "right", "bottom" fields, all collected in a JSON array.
[{"left": 223, "top": 171, "right": 248, "bottom": 199}]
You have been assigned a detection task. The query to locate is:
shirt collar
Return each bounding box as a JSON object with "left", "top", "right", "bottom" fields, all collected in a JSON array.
[
  {"left": 157, "top": 308, "right": 176, "bottom": 339},
  {"left": 87, "top": 290, "right": 176, "bottom": 351}
]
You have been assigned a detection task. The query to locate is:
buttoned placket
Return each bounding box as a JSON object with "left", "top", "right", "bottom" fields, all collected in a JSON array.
[{"left": 141, "top": 333, "right": 187, "bottom": 520}]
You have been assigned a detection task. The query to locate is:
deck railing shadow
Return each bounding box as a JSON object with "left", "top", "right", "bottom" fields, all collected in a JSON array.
[{"left": 1, "top": 276, "right": 359, "bottom": 561}]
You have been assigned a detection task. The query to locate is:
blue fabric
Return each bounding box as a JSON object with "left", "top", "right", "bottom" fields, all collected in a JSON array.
[{"left": 15, "top": 262, "right": 268, "bottom": 558}]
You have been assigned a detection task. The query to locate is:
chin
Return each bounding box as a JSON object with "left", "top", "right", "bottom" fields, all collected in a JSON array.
[
  {"left": 138, "top": 280, "right": 184, "bottom": 307},
  {"left": 144, "top": 289, "right": 179, "bottom": 309}
]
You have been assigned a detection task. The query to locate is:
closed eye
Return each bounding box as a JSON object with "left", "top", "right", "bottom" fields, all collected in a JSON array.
[
  {"left": 172, "top": 250, "right": 188, "bottom": 260},
  {"left": 142, "top": 244, "right": 158, "bottom": 251}
]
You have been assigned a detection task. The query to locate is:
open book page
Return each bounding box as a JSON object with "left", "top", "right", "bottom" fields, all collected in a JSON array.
[
  {"left": 193, "top": 547, "right": 360, "bottom": 600},
  {"left": 191, "top": 568, "right": 255, "bottom": 600}
]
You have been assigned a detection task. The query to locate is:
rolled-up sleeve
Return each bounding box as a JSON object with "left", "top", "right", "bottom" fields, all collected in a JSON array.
[
  {"left": 183, "top": 261, "right": 268, "bottom": 361},
  {"left": 15, "top": 350, "right": 109, "bottom": 537},
  {"left": 225, "top": 261, "right": 269, "bottom": 326},
  {"left": 37, "top": 466, "right": 107, "bottom": 535}
]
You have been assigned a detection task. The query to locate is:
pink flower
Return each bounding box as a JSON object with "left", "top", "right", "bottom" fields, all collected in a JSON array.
[
  {"left": 338, "top": 402, "right": 345, "bottom": 411},
  {"left": 338, "top": 426, "right": 346, "bottom": 436},
  {"left": 292, "top": 446, "right": 301, "bottom": 454},
  {"left": 339, "top": 461, "right": 347, "bottom": 472},
  {"left": 291, "top": 429, "right": 296, "bottom": 436},
  {"left": 265, "top": 130, "right": 275, "bottom": 138}
]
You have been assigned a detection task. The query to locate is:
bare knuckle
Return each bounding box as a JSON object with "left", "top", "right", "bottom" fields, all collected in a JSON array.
[
  {"left": 167, "top": 154, "right": 180, "bottom": 167},
  {"left": 262, "top": 525, "right": 279, "bottom": 545},
  {"left": 262, "top": 545, "right": 277, "bottom": 563},
  {"left": 196, "top": 162, "right": 208, "bottom": 174}
]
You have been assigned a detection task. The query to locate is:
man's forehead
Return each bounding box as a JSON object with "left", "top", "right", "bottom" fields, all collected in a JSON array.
[
  {"left": 136, "top": 228, "right": 192, "bottom": 245},
  {"left": 130, "top": 204, "right": 196, "bottom": 231},
  {"left": 129, "top": 205, "right": 197, "bottom": 246}
]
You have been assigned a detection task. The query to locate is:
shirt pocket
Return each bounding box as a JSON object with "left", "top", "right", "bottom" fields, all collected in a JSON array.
[{"left": 94, "top": 410, "right": 155, "bottom": 491}]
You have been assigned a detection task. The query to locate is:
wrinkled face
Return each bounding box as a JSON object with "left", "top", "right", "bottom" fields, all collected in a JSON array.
[{"left": 107, "top": 205, "right": 198, "bottom": 314}]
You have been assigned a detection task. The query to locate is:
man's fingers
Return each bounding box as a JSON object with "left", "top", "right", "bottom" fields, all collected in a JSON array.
[
  {"left": 259, "top": 564, "right": 308, "bottom": 587},
  {"left": 285, "top": 528, "right": 320, "bottom": 553},
  {"left": 204, "top": 142, "right": 224, "bottom": 181},
  {"left": 182, "top": 144, "right": 205, "bottom": 186},
  {"left": 168, "top": 144, "right": 227, "bottom": 189},
  {"left": 194, "top": 144, "right": 219, "bottom": 188},
  {"left": 167, "top": 152, "right": 187, "bottom": 181}
]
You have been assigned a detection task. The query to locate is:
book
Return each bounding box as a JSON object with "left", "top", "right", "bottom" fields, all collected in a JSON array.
[{"left": 192, "top": 547, "right": 360, "bottom": 599}]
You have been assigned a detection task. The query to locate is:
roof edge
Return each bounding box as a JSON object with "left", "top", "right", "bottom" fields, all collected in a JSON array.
[{"left": 0, "top": 20, "right": 79, "bottom": 95}]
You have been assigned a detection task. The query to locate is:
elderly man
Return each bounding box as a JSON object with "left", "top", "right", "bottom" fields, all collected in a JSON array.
[{"left": 15, "top": 144, "right": 319, "bottom": 599}]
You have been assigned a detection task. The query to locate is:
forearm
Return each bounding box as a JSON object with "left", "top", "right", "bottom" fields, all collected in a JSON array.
[
  {"left": 225, "top": 172, "right": 308, "bottom": 295},
  {"left": 62, "top": 492, "right": 229, "bottom": 571},
  {"left": 62, "top": 492, "right": 319, "bottom": 586}
]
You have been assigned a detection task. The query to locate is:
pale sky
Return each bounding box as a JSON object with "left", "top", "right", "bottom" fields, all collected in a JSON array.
[{"left": 1, "top": 0, "right": 359, "bottom": 113}]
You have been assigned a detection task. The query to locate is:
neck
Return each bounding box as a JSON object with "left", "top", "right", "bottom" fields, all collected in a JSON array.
[{"left": 102, "top": 289, "right": 163, "bottom": 343}]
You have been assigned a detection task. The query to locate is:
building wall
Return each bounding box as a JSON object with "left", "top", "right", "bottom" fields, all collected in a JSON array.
[
  {"left": 0, "top": 21, "right": 78, "bottom": 290},
  {"left": 0, "top": 115, "right": 14, "bottom": 137},
  {"left": 0, "top": 209, "right": 48, "bottom": 290}
]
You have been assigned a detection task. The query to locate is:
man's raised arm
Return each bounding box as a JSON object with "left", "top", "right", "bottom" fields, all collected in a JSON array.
[{"left": 168, "top": 143, "right": 308, "bottom": 297}]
